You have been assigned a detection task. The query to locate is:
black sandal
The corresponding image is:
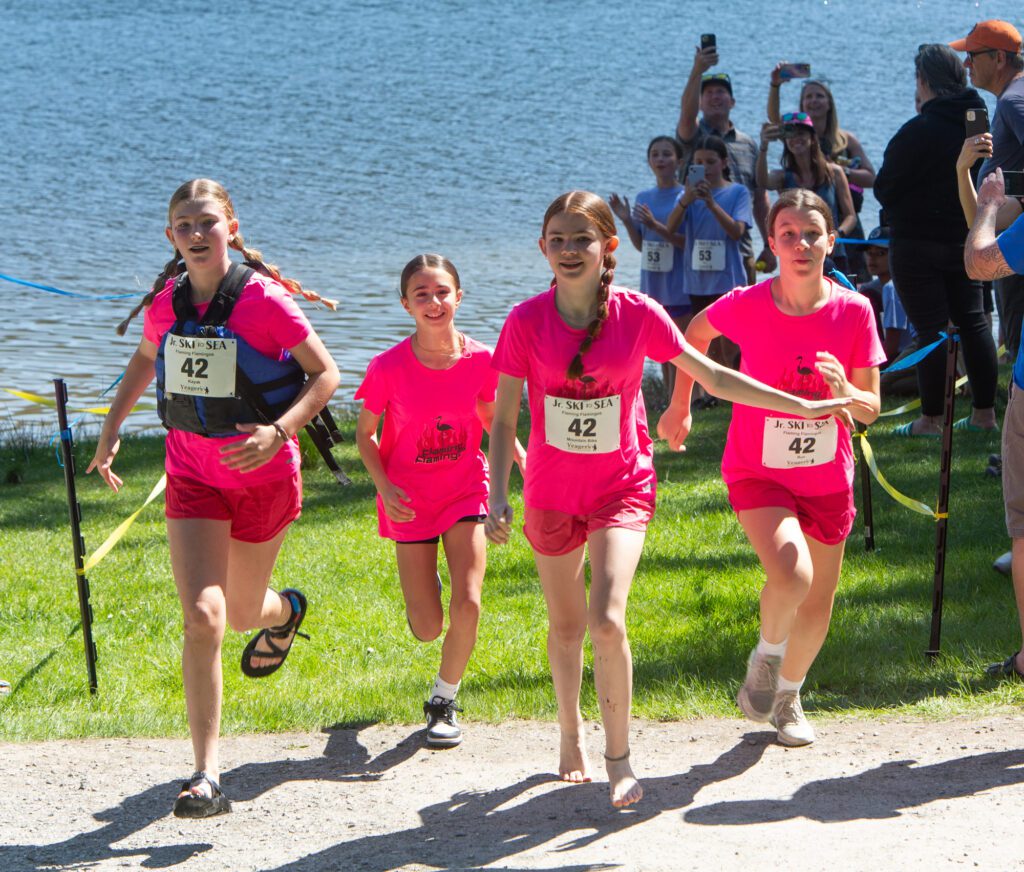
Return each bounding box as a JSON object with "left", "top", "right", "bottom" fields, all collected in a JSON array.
[
  {"left": 985, "top": 652, "right": 1024, "bottom": 679},
  {"left": 172, "top": 771, "right": 232, "bottom": 818},
  {"left": 240, "top": 588, "right": 309, "bottom": 679}
]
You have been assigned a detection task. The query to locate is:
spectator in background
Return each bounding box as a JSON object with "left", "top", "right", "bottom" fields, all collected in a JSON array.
[
  {"left": 875, "top": 44, "right": 998, "bottom": 436},
  {"left": 676, "top": 41, "right": 773, "bottom": 279},
  {"left": 951, "top": 20, "right": 1024, "bottom": 360}
]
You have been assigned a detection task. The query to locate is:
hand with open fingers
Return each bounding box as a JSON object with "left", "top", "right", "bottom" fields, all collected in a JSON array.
[
  {"left": 632, "top": 203, "right": 656, "bottom": 228},
  {"left": 378, "top": 480, "right": 415, "bottom": 522},
  {"left": 86, "top": 432, "right": 123, "bottom": 492},
  {"left": 800, "top": 395, "right": 871, "bottom": 430},
  {"left": 218, "top": 423, "right": 283, "bottom": 472},
  {"left": 485, "top": 499, "right": 514, "bottom": 545},
  {"left": 608, "top": 193, "right": 631, "bottom": 223},
  {"left": 770, "top": 61, "right": 788, "bottom": 87},
  {"left": 958, "top": 133, "right": 993, "bottom": 173},
  {"left": 978, "top": 167, "right": 1008, "bottom": 209},
  {"left": 656, "top": 404, "right": 692, "bottom": 452},
  {"left": 814, "top": 351, "right": 852, "bottom": 397},
  {"left": 694, "top": 180, "right": 713, "bottom": 203}
]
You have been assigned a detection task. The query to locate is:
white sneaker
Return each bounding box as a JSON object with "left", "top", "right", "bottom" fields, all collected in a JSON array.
[
  {"left": 772, "top": 690, "right": 816, "bottom": 747},
  {"left": 736, "top": 648, "right": 781, "bottom": 722},
  {"left": 423, "top": 696, "right": 463, "bottom": 748}
]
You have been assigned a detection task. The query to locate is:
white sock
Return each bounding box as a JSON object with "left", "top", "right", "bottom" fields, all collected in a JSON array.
[
  {"left": 430, "top": 675, "right": 460, "bottom": 703},
  {"left": 777, "top": 675, "right": 805, "bottom": 693},
  {"left": 757, "top": 635, "right": 788, "bottom": 657}
]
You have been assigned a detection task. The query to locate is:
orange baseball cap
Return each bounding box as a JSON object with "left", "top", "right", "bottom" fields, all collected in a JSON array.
[{"left": 950, "top": 20, "right": 1022, "bottom": 53}]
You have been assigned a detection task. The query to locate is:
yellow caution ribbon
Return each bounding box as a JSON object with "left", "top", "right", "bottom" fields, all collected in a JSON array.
[
  {"left": 855, "top": 432, "right": 943, "bottom": 519},
  {"left": 877, "top": 344, "right": 1005, "bottom": 418},
  {"left": 2, "top": 388, "right": 154, "bottom": 415},
  {"left": 79, "top": 474, "right": 167, "bottom": 574}
]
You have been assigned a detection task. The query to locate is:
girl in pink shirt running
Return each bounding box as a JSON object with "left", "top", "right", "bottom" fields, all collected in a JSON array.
[
  {"left": 660, "top": 188, "right": 883, "bottom": 748},
  {"left": 486, "top": 191, "right": 868, "bottom": 808},
  {"left": 356, "top": 254, "right": 525, "bottom": 750},
  {"left": 88, "top": 179, "right": 340, "bottom": 819}
]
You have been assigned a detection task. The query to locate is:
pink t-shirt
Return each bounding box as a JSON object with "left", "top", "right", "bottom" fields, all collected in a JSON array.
[
  {"left": 355, "top": 335, "right": 498, "bottom": 541},
  {"left": 492, "top": 285, "right": 686, "bottom": 515},
  {"left": 706, "top": 278, "right": 885, "bottom": 496},
  {"left": 143, "top": 271, "right": 312, "bottom": 488}
]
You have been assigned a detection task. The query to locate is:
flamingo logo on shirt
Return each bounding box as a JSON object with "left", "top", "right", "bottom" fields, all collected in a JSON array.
[
  {"left": 777, "top": 354, "right": 829, "bottom": 400},
  {"left": 414, "top": 416, "right": 468, "bottom": 464}
]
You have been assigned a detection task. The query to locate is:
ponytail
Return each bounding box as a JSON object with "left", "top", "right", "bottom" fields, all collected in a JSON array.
[
  {"left": 228, "top": 233, "right": 338, "bottom": 310},
  {"left": 116, "top": 251, "right": 184, "bottom": 336},
  {"left": 567, "top": 249, "right": 615, "bottom": 380}
]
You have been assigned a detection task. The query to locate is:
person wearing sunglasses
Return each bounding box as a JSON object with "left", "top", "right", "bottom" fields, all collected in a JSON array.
[
  {"left": 951, "top": 20, "right": 1024, "bottom": 365},
  {"left": 756, "top": 111, "right": 856, "bottom": 275},
  {"left": 676, "top": 40, "right": 774, "bottom": 279},
  {"left": 875, "top": 44, "right": 998, "bottom": 437}
]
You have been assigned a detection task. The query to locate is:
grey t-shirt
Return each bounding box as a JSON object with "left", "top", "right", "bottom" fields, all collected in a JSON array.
[{"left": 980, "top": 75, "right": 1024, "bottom": 177}]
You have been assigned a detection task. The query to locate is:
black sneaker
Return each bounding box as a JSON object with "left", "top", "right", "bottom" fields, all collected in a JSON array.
[{"left": 423, "top": 696, "right": 463, "bottom": 748}]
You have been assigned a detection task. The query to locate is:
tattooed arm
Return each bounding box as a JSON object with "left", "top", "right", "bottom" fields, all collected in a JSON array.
[{"left": 965, "top": 168, "right": 1016, "bottom": 281}]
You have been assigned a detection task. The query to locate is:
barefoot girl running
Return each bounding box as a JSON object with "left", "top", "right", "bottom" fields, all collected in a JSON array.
[
  {"left": 486, "top": 191, "right": 866, "bottom": 807},
  {"left": 88, "top": 179, "right": 340, "bottom": 817},
  {"left": 355, "top": 254, "right": 524, "bottom": 749},
  {"left": 660, "top": 188, "right": 883, "bottom": 747}
]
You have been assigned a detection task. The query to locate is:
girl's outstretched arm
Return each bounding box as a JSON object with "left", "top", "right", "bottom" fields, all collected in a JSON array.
[
  {"left": 477, "top": 399, "right": 526, "bottom": 473},
  {"left": 86, "top": 338, "right": 159, "bottom": 492},
  {"left": 656, "top": 310, "right": 718, "bottom": 451},
  {"left": 484, "top": 374, "right": 524, "bottom": 545},
  {"left": 355, "top": 406, "right": 414, "bottom": 522}
]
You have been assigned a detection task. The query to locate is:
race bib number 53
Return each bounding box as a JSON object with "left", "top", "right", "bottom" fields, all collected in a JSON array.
[
  {"left": 164, "top": 334, "right": 238, "bottom": 398},
  {"left": 544, "top": 395, "right": 621, "bottom": 454},
  {"left": 761, "top": 417, "right": 838, "bottom": 469}
]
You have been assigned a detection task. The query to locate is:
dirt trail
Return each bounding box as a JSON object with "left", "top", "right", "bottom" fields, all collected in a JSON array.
[{"left": 2, "top": 716, "right": 1022, "bottom": 871}]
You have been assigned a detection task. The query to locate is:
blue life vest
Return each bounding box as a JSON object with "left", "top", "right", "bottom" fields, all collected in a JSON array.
[{"left": 154, "top": 264, "right": 305, "bottom": 437}]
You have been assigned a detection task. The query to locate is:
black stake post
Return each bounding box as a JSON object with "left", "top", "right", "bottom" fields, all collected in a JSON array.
[
  {"left": 926, "top": 329, "right": 958, "bottom": 659},
  {"left": 857, "top": 423, "right": 875, "bottom": 552},
  {"left": 54, "top": 378, "right": 98, "bottom": 692}
]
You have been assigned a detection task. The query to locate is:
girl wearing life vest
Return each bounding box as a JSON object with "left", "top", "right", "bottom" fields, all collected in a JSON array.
[
  {"left": 355, "top": 254, "right": 524, "bottom": 749},
  {"left": 660, "top": 188, "right": 883, "bottom": 747},
  {"left": 485, "top": 191, "right": 866, "bottom": 807},
  {"left": 88, "top": 179, "right": 340, "bottom": 818}
]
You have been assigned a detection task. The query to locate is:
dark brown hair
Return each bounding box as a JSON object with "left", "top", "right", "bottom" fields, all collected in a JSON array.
[
  {"left": 542, "top": 191, "right": 617, "bottom": 381},
  {"left": 768, "top": 188, "right": 836, "bottom": 237},
  {"left": 399, "top": 253, "right": 461, "bottom": 298},
  {"left": 780, "top": 125, "right": 832, "bottom": 189},
  {"left": 117, "top": 179, "right": 336, "bottom": 335}
]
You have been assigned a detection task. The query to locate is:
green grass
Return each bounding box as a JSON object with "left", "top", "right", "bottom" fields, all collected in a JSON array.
[{"left": 1, "top": 383, "right": 1022, "bottom": 741}]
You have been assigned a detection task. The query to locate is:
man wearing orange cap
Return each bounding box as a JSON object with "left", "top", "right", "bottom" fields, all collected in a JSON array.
[{"left": 951, "top": 20, "right": 1024, "bottom": 359}]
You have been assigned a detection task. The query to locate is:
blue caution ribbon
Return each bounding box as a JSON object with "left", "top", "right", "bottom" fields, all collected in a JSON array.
[
  {"left": 0, "top": 272, "right": 141, "bottom": 300},
  {"left": 881, "top": 332, "right": 956, "bottom": 374}
]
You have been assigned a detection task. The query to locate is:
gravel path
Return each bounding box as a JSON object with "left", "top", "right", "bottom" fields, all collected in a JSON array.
[{"left": 3, "top": 716, "right": 1023, "bottom": 871}]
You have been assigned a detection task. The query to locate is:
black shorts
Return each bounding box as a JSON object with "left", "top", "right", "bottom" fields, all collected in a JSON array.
[{"left": 396, "top": 514, "right": 487, "bottom": 545}]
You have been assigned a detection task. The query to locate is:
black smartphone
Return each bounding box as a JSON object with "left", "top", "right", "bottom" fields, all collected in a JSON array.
[
  {"left": 700, "top": 33, "right": 716, "bottom": 50},
  {"left": 965, "top": 107, "right": 989, "bottom": 138},
  {"left": 1004, "top": 170, "right": 1024, "bottom": 197}
]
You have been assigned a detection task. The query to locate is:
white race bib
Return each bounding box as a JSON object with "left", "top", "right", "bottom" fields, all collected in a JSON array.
[
  {"left": 164, "top": 334, "right": 238, "bottom": 398},
  {"left": 544, "top": 394, "right": 621, "bottom": 454},
  {"left": 692, "top": 239, "right": 725, "bottom": 272},
  {"left": 642, "top": 239, "right": 673, "bottom": 273},
  {"left": 762, "top": 417, "right": 838, "bottom": 469}
]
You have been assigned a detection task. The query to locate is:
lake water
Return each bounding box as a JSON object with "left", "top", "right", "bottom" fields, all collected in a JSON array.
[{"left": 1, "top": 0, "right": 1017, "bottom": 429}]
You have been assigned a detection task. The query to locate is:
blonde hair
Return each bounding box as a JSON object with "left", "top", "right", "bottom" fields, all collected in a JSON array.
[
  {"left": 542, "top": 191, "right": 617, "bottom": 381},
  {"left": 799, "top": 80, "right": 849, "bottom": 159},
  {"left": 117, "top": 179, "right": 337, "bottom": 335}
]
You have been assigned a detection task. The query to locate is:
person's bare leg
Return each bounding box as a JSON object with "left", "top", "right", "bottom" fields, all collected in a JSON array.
[
  {"left": 587, "top": 526, "right": 646, "bottom": 807},
  {"left": 438, "top": 522, "right": 486, "bottom": 684},
  {"left": 534, "top": 545, "right": 590, "bottom": 782},
  {"left": 396, "top": 541, "right": 444, "bottom": 642}
]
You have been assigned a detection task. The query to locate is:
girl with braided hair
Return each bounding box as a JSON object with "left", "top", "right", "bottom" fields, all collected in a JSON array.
[
  {"left": 486, "top": 190, "right": 866, "bottom": 807},
  {"left": 88, "top": 179, "right": 339, "bottom": 818}
]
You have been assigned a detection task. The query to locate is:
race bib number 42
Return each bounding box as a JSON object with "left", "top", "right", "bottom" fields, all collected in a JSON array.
[
  {"left": 761, "top": 417, "right": 838, "bottom": 469},
  {"left": 544, "top": 394, "right": 621, "bottom": 454},
  {"left": 164, "top": 334, "right": 238, "bottom": 398}
]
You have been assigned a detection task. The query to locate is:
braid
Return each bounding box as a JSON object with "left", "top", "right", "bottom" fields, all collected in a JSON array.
[
  {"left": 116, "top": 251, "right": 184, "bottom": 335},
  {"left": 566, "top": 251, "right": 615, "bottom": 380},
  {"left": 230, "top": 234, "right": 338, "bottom": 310}
]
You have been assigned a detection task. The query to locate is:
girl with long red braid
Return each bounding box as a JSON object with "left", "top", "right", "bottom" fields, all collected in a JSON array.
[{"left": 486, "top": 191, "right": 867, "bottom": 807}]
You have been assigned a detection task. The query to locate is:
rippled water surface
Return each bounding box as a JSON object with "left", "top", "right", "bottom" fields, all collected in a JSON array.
[{"left": 1, "top": 0, "right": 1018, "bottom": 428}]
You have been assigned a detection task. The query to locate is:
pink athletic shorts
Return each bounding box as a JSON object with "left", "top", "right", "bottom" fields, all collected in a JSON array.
[
  {"left": 727, "top": 478, "right": 855, "bottom": 546},
  {"left": 523, "top": 496, "right": 655, "bottom": 556},
  {"left": 165, "top": 473, "right": 302, "bottom": 543}
]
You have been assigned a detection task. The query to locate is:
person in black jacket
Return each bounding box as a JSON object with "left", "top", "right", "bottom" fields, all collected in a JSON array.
[{"left": 876, "top": 43, "right": 999, "bottom": 436}]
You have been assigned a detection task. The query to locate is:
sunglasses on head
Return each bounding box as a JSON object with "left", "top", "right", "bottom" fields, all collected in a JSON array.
[{"left": 701, "top": 72, "right": 732, "bottom": 84}]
